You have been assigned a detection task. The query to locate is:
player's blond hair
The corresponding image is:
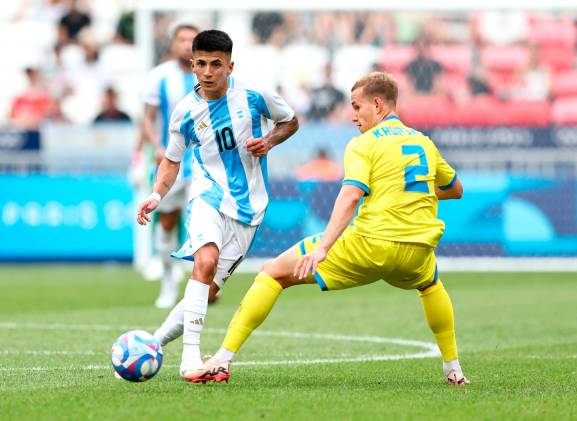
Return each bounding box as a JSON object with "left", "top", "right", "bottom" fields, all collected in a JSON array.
[{"left": 351, "top": 72, "right": 398, "bottom": 105}]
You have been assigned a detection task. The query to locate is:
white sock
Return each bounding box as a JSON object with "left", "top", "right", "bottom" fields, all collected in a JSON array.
[
  {"left": 214, "top": 347, "right": 235, "bottom": 362},
  {"left": 153, "top": 299, "right": 184, "bottom": 346},
  {"left": 182, "top": 280, "right": 209, "bottom": 366},
  {"left": 443, "top": 358, "right": 462, "bottom": 375}
]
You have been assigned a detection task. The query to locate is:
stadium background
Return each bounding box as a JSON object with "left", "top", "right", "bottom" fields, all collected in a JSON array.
[
  {"left": 1, "top": 0, "right": 577, "bottom": 270},
  {"left": 2, "top": 2, "right": 577, "bottom": 419}
]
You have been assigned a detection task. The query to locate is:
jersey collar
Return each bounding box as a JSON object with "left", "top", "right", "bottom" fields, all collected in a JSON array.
[
  {"left": 192, "top": 76, "right": 235, "bottom": 102},
  {"left": 381, "top": 115, "right": 400, "bottom": 124}
]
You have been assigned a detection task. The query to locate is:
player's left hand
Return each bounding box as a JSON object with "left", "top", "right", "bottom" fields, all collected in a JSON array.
[
  {"left": 246, "top": 137, "right": 271, "bottom": 157},
  {"left": 294, "top": 247, "right": 328, "bottom": 280}
]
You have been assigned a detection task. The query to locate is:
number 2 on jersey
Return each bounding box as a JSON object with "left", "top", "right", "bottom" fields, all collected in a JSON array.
[
  {"left": 401, "top": 145, "right": 429, "bottom": 193},
  {"left": 215, "top": 127, "right": 236, "bottom": 153}
]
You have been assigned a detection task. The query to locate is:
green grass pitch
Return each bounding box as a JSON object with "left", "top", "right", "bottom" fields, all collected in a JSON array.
[{"left": 1, "top": 265, "right": 577, "bottom": 420}]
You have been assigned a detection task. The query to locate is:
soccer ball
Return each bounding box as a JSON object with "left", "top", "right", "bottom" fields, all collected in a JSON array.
[{"left": 111, "top": 330, "right": 163, "bottom": 382}]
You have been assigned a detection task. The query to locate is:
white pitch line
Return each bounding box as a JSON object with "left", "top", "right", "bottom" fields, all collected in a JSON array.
[
  {"left": 0, "top": 350, "right": 101, "bottom": 356},
  {"left": 0, "top": 322, "right": 440, "bottom": 373},
  {"left": 524, "top": 355, "right": 577, "bottom": 360},
  {"left": 0, "top": 351, "right": 439, "bottom": 373},
  {"left": 0, "top": 322, "right": 435, "bottom": 347}
]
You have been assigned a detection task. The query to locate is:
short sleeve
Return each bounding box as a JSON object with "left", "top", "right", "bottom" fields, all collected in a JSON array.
[
  {"left": 164, "top": 103, "right": 188, "bottom": 162},
  {"left": 343, "top": 139, "right": 371, "bottom": 195},
  {"left": 142, "top": 67, "right": 162, "bottom": 106},
  {"left": 256, "top": 88, "right": 295, "bottom": 123},
  {"left": 435, "top": 147, "right": 457, "bottom": 190}
]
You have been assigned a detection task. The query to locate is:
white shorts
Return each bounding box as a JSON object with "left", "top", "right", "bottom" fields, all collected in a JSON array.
[
  {"left": 157, "top": 180, "right": 188, "bottom": 213},
  {"left": 171, "top": 197, "right": 258, "bottom": 288}
]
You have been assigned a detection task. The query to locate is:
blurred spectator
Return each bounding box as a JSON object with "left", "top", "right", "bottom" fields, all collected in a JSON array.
[
  {"left": 115, "top": 11, "right": 134, "bottom": 44},
  {"left": 58, "top": 0, "right": 91, "bottom": 45},
  {"left": 252, "top": 12, "right": 285, "bottom": 45},
  {"left": 295, "top": 149, "right": 342, "bottom": 182},
  {"left": 506, "top": 45, "right": 550, "bottom": 100},
  {"left": 9, "top": 67, "right": 53, "bottom": 130},
  {"left": 63, "top": 35, "right": 112, "bottom": 123},
  {"left": 404, "top": 38, "right": 444, "bottom": 94},
  {"left": 94, "top": 87, "right": 131, "bottom": 123},
  {"left": 307, "top": 64, "right": 347, "bottom": 122},
  {"left": 468, "top": 67, "right": 492, "bottom": 96}
]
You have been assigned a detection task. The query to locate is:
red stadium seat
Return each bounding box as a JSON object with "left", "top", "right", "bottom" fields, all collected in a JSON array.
[
  {"left": 529, "top": 17, "right": 577, "bottom": 46},
  {"left": 539, "top": 45, "right": 575, "bottom": 72},
  {"left": 551, "top": 71, "right": 577, "bottom": 98},
  {"left": 481, "top": 45, "right": 531, "bottom": 72},
  {"left": 551, "top": 97, "right": 577, "bottom": 125},
  {"left": 501, "top": 100, "right": 551, "bottom": 127},
  {"left": 430, "top": 45, "right": 472, "bottom": 75},
  {"left": 398, "top": 95, "right": 455, "bottom": 127},
  {"left": 379, "top": 45, "right": 416, "bottom": 74},
  {"left": 452, "top": 96, "right": 504, "bottom": 126},
  {"left": 439, "top": 73, "right": 468, "bottom": 95}
]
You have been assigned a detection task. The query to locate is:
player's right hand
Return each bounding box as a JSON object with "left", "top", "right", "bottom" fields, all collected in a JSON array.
[
  {"left": 294, "top": 247, "right": 328, "bottom": 280},
  {"left": 136, "top": 198, "right": 159, "bottom": 225}
]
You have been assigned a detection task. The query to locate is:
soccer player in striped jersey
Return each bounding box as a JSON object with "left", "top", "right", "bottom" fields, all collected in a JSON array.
[
  {"left": 196, "top": 72, "right": 469, "bottom": 386},
  {"left": 136, "top": 30, "right": 299, "bottom": 379},
  {"left": 140, "top": 23, "right": 199, "bottom": 309}
]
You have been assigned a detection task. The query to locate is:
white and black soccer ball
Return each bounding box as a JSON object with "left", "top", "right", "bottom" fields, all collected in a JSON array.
[{"left": 111, "top": 330, "right": 163, "bottom": 382}]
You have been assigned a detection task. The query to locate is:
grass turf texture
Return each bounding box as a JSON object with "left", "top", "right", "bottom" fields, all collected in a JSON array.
[{"left": 1, "top": 265, "right": 577, "bottom": 420}]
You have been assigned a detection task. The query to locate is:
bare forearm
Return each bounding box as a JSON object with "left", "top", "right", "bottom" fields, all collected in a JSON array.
[
  {"left": 265, "top": 116, "right": 299, "bottom": 149},
  {"left": 318, "top": 191, "right": 361, "bottom": 252},
  {"left": 153, "top": 158, "right": 180, "bottom": 197}
]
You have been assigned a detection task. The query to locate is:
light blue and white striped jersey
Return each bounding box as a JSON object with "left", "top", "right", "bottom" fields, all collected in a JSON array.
[
  {"left": 165, "top": 77, "right": 295, "bottom": 226},
  {"left": 143, "top": 59, "right": 197, "bottom": 180}
]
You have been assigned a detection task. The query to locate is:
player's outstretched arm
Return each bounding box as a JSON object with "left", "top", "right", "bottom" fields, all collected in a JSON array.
[
  {"left": 246, "top": 116, "right": 299, "bottom": 157},
  {"left": 295, "top": 185, "right": 364, "bottom": 279},
  {"left": 435, "top": 178, "right": 463, "bottom": 200},
  {"left": 136, "top": 157, "right": 180, "bottom": 225}
]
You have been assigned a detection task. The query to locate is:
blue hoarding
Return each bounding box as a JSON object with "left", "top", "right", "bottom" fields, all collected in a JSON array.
[
  {"left": 1, "top": 173, "right": 576, "bottom": 261},
  {"left": 0, "top": 175, "right": 133, "bottom": 261}
]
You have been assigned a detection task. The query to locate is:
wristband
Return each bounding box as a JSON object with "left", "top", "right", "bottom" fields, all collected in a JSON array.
[{"left": 149, "top": 192, "right": 161, "bottom": 202}]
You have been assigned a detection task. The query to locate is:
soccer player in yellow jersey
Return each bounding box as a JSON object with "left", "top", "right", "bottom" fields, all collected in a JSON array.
[{"left": 185, "top": 72, "right": 468, "bottom": 386}]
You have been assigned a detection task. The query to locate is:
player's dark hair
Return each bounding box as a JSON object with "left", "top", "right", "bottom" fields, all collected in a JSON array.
[
  {"left": 192, "top": 30, "right": 233, "bottom": 54},
  {"left": 351, "top": 72, "right": 398, "bottom": 105}
]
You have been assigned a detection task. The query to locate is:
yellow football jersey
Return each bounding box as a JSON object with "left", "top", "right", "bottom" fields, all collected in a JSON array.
[{"left": 343, "top": 115, "right": 457, "bottom": 248}]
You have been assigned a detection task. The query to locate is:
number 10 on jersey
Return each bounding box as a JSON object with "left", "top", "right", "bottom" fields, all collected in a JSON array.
[{"left": 215, "top": 127, "right": 237, "bottom": 153}]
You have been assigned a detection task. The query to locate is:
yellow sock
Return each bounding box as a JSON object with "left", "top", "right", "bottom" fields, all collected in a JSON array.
[
  {"left": 222, "top": 272, "right": 283, "bottom": 352},
  {"left": 418, "top": 280, "right": 458, "bottom": 362}
]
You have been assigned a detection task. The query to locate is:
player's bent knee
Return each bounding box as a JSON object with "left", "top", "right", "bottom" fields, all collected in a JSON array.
[
  {"left": 193, "top": 255, "right": 218, "bottom": 280},
  {"left": 260, "top": 259, "right": 277, "bottom": 275},
  {"left": 261, "top": 262, "right": 293, "bottom": 286}
]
